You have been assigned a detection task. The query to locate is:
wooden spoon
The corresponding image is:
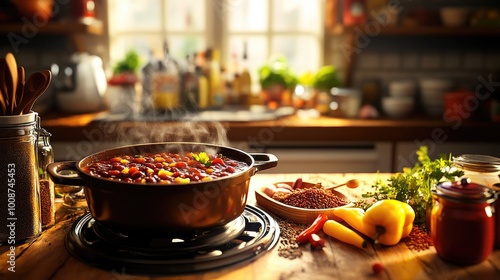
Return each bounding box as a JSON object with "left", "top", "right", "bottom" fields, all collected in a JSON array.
[
  {"left": 15, "top": 71, "right": 46, "bottom": 114},
  {"left": 16, "top": 66, "right": 25, "bottom": 111},
  {"left": 324, "top": 179, "right": 360, "bottom": 191},
  {"left": 22, "top": 70, "right": 52, "bottom": 114},
  {"left": 0, "top": 59, "right": 7, "bottom": 106},
  {"left": 0, "top": 87, "right": 6, "bottom": 115},
  {"left": 5, "top": 53, "right": 18, "bottom": 114}
]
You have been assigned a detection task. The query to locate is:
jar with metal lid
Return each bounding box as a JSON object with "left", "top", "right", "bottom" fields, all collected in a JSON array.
[
  {"left": 37, "top": 125, "right": 55, "bottom": 229},
  {"left": 0, "top": 112, "right": 42, "bottom": 243},
  {"left": 431, "top": 178, "right": 496, "bottom": 265},
  {"left": 453, "top": 154, "right": 500, "bottom": 185}
]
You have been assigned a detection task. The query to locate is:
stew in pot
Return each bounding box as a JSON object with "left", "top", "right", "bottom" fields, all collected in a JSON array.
[{"left": 83, "top": 151, "right": 248, "bottom": 184}]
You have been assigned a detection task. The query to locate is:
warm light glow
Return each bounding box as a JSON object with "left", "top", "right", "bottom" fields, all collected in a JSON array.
[
  {"left": 485, "top": 206, "right": 493, "bottom": 217},
  {"left": 295, "top": 85, "right": 305, "bottom": 96},
  {"left": 330, "top": 101, "right": 339, "bottom": 110}
]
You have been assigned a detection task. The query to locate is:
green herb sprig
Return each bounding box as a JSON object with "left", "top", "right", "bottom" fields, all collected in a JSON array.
[
  {"left": 360, "top": 146, "right": 464, "bottom": 228},
  {"left": 192, "top": 152, "right": 211, "bottom": 167}
]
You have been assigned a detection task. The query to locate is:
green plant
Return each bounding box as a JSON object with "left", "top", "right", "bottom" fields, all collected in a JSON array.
[
  {"left": 312, "top": 65, "right": 342, "bottom": 91},
  {"left": 258, "top": 54, "right": 297, "bottom": 89},
  {"left": 359, "top": 146, "right": 464, "bottom": 228},
  {"left": 112, "top": 50, "right": 141, "bottom": 75}
]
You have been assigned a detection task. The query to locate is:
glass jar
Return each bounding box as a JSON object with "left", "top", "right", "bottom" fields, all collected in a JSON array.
[
  {"left": 453, "top": 154, "right": 500, "bottom": 185},
  {"left": 493, "top": 182, "right": 500, "bottom": 248},
  {"left": 431, "top": 178, "right": 496, "bottom": 265},
  {"left": 0, "top": 112, "right": 42, "bottom": 243},
  {"left": 37, "top": 126, "right": 55, "bottom": 229}
]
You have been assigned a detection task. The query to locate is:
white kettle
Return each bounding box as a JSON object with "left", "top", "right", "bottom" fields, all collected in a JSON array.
[{"left": 55, "top": 53, "right": 107, "bottom": 113}]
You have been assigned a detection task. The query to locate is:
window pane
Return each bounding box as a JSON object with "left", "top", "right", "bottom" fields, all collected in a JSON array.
[
  {"left": 271, "top": 35, "right": 320, "bottom": 74},
  {"left": 165, "top": 0, "right": 206, "bottom": 31},
  {"left": 109, "top": 35, "right": 163, "bottom": 67},
  {"left": 108, "top": 0, "right": 162, "bottom": 32},
  {"left": 167, "top": 35, "right": 206, "bottom": 62},
  {"left": 227, "top": 35, "right": 268, "bottom": 92},
  {"left": 272, "top": 0, "right": 321, "bottom": 32},
  {"left": 227, "top": 0, "right": 268, "bottom": 32}
]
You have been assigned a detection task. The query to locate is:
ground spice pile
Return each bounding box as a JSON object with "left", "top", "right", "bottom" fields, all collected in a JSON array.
[
  {"left": 274, "top": 216, "right": 308, "bottom": 259},
  {"left": 272, "top": 188, "right": 349, "bottom": 209},
  {"left": 402, "top": 225, "right": 433, "bottom": 251}
]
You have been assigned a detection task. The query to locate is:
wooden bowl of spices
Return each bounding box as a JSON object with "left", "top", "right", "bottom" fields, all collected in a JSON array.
[{"left": 255, "top": 180, "right": 355, "bottom": 224}]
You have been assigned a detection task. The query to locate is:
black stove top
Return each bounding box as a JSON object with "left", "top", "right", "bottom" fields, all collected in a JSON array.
[{"left": 66, "top": 205, "right": 279, "bottom": 275}]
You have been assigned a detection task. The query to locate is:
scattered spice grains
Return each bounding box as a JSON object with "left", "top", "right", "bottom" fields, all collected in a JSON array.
[
  {"left": 402, "top": 225, "right": 433, "bottom": 251},
  {"left": 272, "top": 188, "right": 349, "bottom": 209},
  {"left": 274, "top": 216, "right": 308, "bottom": 259}
]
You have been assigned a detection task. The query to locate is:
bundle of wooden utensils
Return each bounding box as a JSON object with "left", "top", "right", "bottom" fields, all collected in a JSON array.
[{"left": 0, "top": 52, "right": 52, "bottom": 116}]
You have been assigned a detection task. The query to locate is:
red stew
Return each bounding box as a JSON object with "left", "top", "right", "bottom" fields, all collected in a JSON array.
[{"left": 83, "top": 152, "right": 248, "bottom": 184}]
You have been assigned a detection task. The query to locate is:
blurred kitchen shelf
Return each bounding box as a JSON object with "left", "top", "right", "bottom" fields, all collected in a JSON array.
[
  {"left": 328, "top": 25, "right": 500, "bottom": 36},
  {"left": 0, "top": 19, "right": 103, "bottom": 35}
]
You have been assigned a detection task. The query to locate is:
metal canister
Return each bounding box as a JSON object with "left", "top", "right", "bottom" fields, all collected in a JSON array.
[
  {"left": 0, "top": 112, "right": 41, "bottom": 243},
  {"left": 431, "top": 178, "right": 496, "bottom": 265}
]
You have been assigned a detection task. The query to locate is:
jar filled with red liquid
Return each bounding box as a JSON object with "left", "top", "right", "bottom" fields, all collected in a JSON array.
[
  {"left": 493, "top": 183, "right": 500, "bottom": 248},
  {"left": 431, "top": 178, "right": 496, "bottom": 265}
]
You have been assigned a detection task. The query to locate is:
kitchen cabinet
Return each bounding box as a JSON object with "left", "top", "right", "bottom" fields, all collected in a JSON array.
[
  {"left": 0, "top": 20, "right": 103, "bottom": 35},
  {"left": 0, "top": 19, "right": 103, "bottom": 52}
]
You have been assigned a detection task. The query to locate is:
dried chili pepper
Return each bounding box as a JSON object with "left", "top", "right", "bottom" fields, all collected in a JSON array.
[
  {"left": 292, "top": 177, "right": 303, "bottom": 189},
  {"left": 296, "top": 213, "right": 328, "bottom": 243},
  {"left": 309, "top": 233, "right": 325, "bottom": 250}
]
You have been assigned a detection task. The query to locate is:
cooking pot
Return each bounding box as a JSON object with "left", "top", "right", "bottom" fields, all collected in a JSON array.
[{"left": 47, "top": 142, "right": 278, "bottom": 232}]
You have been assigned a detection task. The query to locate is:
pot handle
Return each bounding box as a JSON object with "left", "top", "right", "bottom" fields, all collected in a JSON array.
[
  {"left": 249, "top": 153, "right": 278, "bottom": 173},
  {"left": 47, "top": 161, "right": 87, "bottom": 186}
]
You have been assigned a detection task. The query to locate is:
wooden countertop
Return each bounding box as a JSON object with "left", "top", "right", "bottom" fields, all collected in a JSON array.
[
  {"left": 39, "top": 111, "right": 500, "bottom": 143},
  {"left": 2, "top": 173, "right": 500, "bottom": 280}
]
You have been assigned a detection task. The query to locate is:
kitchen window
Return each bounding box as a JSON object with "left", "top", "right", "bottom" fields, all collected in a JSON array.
[{"left": 107, "top": 0, "right": 324, "bottom": 91}]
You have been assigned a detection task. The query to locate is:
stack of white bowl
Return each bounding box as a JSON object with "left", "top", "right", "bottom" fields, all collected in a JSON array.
[
  {"left": 382, "top": 80, "right": 416, "bottom": 118},
  {"left": 419, "top": 78, "right": 454, "bottom": 116}
]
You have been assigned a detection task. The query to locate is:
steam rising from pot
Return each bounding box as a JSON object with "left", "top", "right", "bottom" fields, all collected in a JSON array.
[{"left": 113, "top": 120, "right": 230, "bottom": 148}]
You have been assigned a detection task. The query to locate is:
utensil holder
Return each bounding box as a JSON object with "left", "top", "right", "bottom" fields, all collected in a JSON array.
[{"left": 0, "top": 112, "right": 42, "bottom": 243}]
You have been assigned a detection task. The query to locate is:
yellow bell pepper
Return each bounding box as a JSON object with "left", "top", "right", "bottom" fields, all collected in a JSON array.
[
  {"left": 363, "top": 199, "right": 414, "bottom": 246},
  {"left": 323, "top": 220, "right": 368, "bottom": 249},
  {"left": 390, "top": 200, "right": 415, "bottom": 239},
  {"left": 331, "top": 207, "right": 374, "bottom": 238}
]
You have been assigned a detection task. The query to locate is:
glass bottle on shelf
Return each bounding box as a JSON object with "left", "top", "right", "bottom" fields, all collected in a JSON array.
[
  {"left": 151, "top": 42, "right": 181, "bottom": 112},
  {"left": 181, "top": 54, "right": 200, "bottom": 111},
  {"left": 238, "top": 41, "right": 252, "bottom": 108}
]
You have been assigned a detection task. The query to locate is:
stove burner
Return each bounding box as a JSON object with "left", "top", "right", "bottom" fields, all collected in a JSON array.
[
  {"left": 92, "top": 215, "right": 246, "bottom": 254},
  {"left": 66, "top": 205, "right": 279, "bottom": 275}
]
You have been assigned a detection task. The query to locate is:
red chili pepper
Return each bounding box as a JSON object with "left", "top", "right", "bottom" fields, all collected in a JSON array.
[
  {"left": 292, "top": 178, "right": 303, "bottom": 189},
  {"left": 372, "top": 262, "right": 384, "bottom": 274},
  {"left": 309, "top": 233, "right": 325, "bottom": 250},
  {"left": 212, "top": 158, "right": 225, "bottom": 166},
  {"left": 296, "top": 213, "right": 329, "bottom": 244}
]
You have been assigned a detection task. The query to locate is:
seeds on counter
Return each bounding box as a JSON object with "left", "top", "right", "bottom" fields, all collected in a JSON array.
[
  {"left": 275, "top": 216, "right": 308, "bottom": 259},
  {"left": 272, "top": 188, "right": 349, "bottom": 209},
  {"left": 402, "top": 225, "right": 433, "bottom": 252}
]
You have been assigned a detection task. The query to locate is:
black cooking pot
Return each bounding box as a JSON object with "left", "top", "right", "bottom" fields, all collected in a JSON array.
[{"left": 47, "top": 142, "right": 277, "bottom": 232}]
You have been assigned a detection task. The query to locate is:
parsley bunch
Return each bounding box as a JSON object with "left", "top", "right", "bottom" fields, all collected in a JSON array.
[
  {"left": 361, "top": 146, "right": 464, "bottom": 228},
  {"left": 192, "top": 152, "right": 211, "bottom": 167}
]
